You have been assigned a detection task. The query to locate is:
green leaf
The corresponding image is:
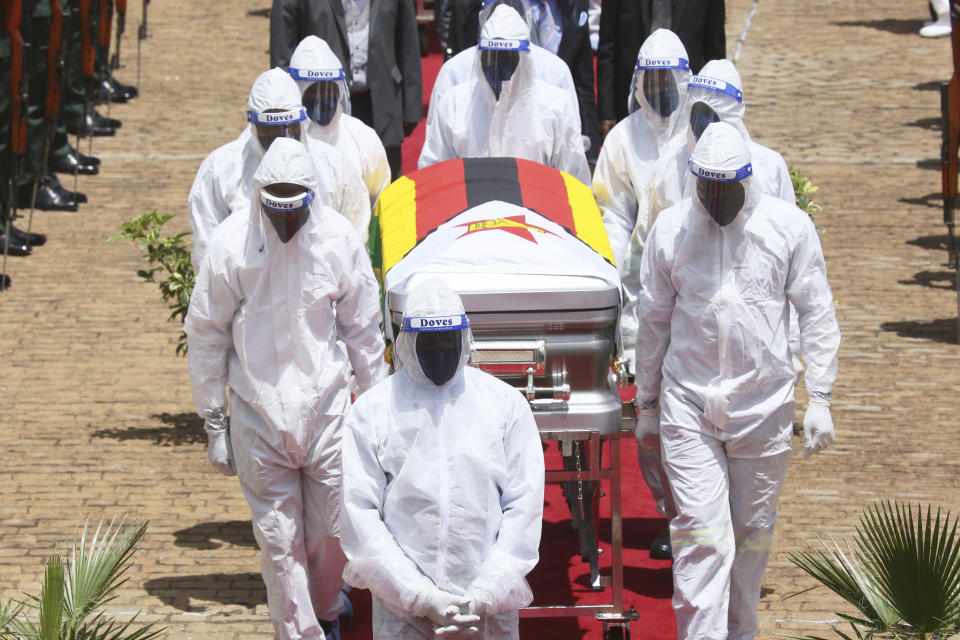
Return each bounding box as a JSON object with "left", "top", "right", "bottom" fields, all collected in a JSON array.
[{"left": 38, "top": 554, "right": 64, "bottom": 640}]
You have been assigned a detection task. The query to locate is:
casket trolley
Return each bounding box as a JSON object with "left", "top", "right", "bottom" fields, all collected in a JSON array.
[{"left": 372, "top": 158, "right": 640, "bottom": 638}]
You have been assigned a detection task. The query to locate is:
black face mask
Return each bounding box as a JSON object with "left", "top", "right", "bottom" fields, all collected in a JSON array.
[
  {"left": 481, "top": 50, "right": 520, "bottom": 100},
  {"left": 642, "top": 68, "right": 680, "bottom": 118},
  {"left": 689, "top": 101, "right": 720, "bottom": 141},
  {"left": 256, "top": 122, "right": 301, "bottom": 152},
  {"left": 696, "top": 178, "right": 745, "bottom": 227},
  {"left": 416, "top": 330, "right": 462, "bottom": 386},
  {"left": 264, "top": 209, "right": 310, "bottom": 242},
  {"left": 303, "top": 81, "right": 341, "bottom": 126}
]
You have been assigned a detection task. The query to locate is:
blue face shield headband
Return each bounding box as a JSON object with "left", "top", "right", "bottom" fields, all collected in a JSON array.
[
  {"left": 688, "top": 76, "right": 743, "bottom": 140},
  {"left": 688, "top": 160, "right": 753, "bottom": 227},
  {"left": 401, "top": 313, "right": 470, "bottom": 386},
  {"left": 247, "top": 107, "right": 307, "bottom": 151},
  {"left": 479, "top": 38, "right": 529, "bottom": 100},
  {"left": 260, "top": 189, "right": 315, "bottom": 242}
]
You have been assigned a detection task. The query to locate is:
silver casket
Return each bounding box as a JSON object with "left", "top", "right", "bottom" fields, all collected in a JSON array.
[{"left": 380, "top": 165, "right": 624, "bottom": 434}]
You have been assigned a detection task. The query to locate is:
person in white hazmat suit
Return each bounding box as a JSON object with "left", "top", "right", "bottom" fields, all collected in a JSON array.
[
  {"left": 652, "top": 58, "right": 794, "bottom": 213},
  {"left": 418, "top": 4, "right": 591, "bottom": 184},
  {"left": 184, "top": 137, "right": 388, "bottom": 640},
  {"left": 340, "top": 279, "right": 545, "bottom": 640},
  {"left": 634, "top": 122, "right": 840, "bottom": 640},
  {"left": 426, "top": 0, "right": 580, "bottom": 133},
  {"left": 289, "top": 36, "right": 392, "bottom": 217},
  {"left": 652, "top": 58, "right": 805, "bottom": 384},
  {"left": 187, "top": 67, "right": 370, "bottom": 272},
  {"left": 591, "top": 27, "right": 692, "bottom": 560}
]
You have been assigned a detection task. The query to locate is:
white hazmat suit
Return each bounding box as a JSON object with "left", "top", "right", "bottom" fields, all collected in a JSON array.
[
  {"left": 185, "top": 137, "right": 388, "bottom": 640},
  {"left": 290, "top": 36, "right": 392, "bottom": 220},
  {"left": 652, "top": 58, "right": 794, "bottom": 212},
  {"left": 419, "top": 5, "right": 590, "bottom": 184},
  {"left": 634, "top": 123, "right": 840, "bottom": 640},
  {"left": 188, "top": 68, "right": 370, "bottom": 271},
  {"left": 340, "top": 279, "right": 545, "bottom": 640},
  {"left": 591, "top": 28, "right": 691, "bottom": 523},
  {"left": 427, "top": 0, "right": 580, "bottom": 132}
]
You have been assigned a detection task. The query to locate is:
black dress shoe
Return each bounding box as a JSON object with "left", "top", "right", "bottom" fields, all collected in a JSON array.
[
  {"left": 20, "top": 183, "right": 78, "bottom": 211},
  {"left": 0, "top": 274, "right": 10, "bottom": 290},
  {"left": 51, "top": 151, "right": 100, "bottom": 175},
  {"left": 649, "top": 525, "right": 672, "bottom": 560},
  {"left": 68, "top": 190, "right": 88, "bottom": 204},
  {"left": 96, "top": 112, "right": 122, "bottom": 129},
  {"left": 111, "top": 77, "right": 138, "bottom": 101},
  {"left": 0, "top": 234, "right": 32, "bottom": 256},
  {"left": 64, "top": 112, "right": 116, "bottom": 137},
  {"left": 78, "top": 151, "right": 100, "bottom": 166},
  {"left": 96, "top": 76, "right": 128, "bottom": 103},
  {"left": 9, "top": 224, "right": 46, "bottom": 247}
]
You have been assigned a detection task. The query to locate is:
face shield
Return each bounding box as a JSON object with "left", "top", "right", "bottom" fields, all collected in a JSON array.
[
  {"left": 689, "top": 160, "right": 752, "bottom": 227},
  {"left": 630, "top": 57, "right": 690, "bottom": 118},
  {"left": 260, "top": 184, "right": 315, "bottom": 242},
  {"left": 401, "top": 313, "right": 470, "bottom": 386},
  {"left": 685, "top": 74, "right": 744, "bottom": 146},
  {"left": 247, "top": 107, "right": 306, "bottom": 152},
  {"left": 479, "top": 37, "right": 528, "bottom": 100},
  {"left": 289, "top": 67, "right": 350, "bottom": 127}
]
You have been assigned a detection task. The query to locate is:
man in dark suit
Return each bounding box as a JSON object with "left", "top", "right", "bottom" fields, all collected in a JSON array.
[
  {"left": 270, "top": 0, "right": 423, "bottom": 180},
  {"left": 440, "top": 0, "right": 601, "bottom": 165},
  {"left": 596, "top": 0, "right": 724, "bottom": 140}
]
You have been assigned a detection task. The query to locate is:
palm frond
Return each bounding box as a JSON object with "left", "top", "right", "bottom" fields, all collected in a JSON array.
[
  {"left": 857, "top": 502, "right": 960, "bottom": 635},
  {"left": 38, "top": 555, "right": 65, "bottom": 640},
  {"left": 63, "top": 518, "right": 149, "bottom": 629},
  {"left": 787, "top": 536, "right": 896, "bottom": 628},
  {"left": 0, "top": 598, "right": 25, "bottom": 638},
  {"left": 66, "top": 611, "right": 165, "bottom": 640}
]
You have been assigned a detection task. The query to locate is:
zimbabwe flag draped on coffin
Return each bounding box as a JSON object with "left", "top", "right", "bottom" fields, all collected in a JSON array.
[{"left": 369, "top": 157, "right": 616, "bottom": 281}]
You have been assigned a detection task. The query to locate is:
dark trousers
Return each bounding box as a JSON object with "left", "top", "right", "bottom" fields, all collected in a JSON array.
[{"left": 351, "top": 89, "right": 403, "bottom": 181}]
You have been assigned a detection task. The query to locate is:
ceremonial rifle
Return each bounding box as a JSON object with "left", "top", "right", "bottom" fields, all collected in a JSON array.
[
  {"left": 109, "top": 0, "right": 123, "bottom": 70},
  {"left": 941, "top": 0, "right": 960, "bottom": 341},
  {"left": 135, "top": 0, "right": 147, "bottom": 88},
  {"left": 2, "top": 0, "right": 29, "bottom": 288},
  {"left": 27, "top": 0, "right": 65, "bottom": 237}
]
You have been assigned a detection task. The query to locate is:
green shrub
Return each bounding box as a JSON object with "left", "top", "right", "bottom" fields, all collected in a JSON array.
[{"left": 109, "top": 212, "right": 194, "bottom": 356}]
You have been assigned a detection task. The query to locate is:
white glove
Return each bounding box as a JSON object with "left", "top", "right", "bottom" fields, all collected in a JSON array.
[
  {"left": 204, "top": 408, "right": 236, "bottom": 476},
  {"left": 434, "top": 621, "right": 480, "bottom": 637},
  {"left": 634, "top": 400, "right": 660, "bottom": 452},
  {"left": 802, "top": 396, "right": 834, "bottom": 458},
  {"left": 421, "top": 588, "right": 472, "bottom": 628}
]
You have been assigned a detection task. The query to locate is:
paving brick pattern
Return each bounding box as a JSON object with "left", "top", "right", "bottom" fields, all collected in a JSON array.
[{"left": 0, "top": 0, "right": 958, "bottom": 638}]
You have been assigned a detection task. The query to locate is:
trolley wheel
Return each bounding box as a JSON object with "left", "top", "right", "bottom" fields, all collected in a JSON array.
[{"left": 602, "top": 624, "right": 630, "bottom": 640}]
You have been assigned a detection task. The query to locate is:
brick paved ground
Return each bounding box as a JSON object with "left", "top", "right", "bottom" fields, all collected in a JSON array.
[{"left": 0, "top": 0, "right": 958, "bottom": 638}]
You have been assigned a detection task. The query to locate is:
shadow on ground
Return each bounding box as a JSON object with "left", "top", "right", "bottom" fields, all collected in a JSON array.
[
  {"left": 831, "top": 18, "right": 924, "bottom": 34},
  {"left": 898, "top": 270, "right": 958, "bottom": 291},
  {"left": 880, "top": 317, "right": 959, "bottom": 344},
  {"left": 144, "top": 572, "right": 265, "bottom": 611},
  {"left": 173, "top": 520, "right": 257, "bottom": 549},
  {"left": 173, "top": 520, "right": 257, "bottom": 550},
  {"left": 90, "top": 412, "right": 205, "bottom": 445},
  {"left": 899, "top": 194, "right": 942, "bottom": 210},
  {"left": 906, "top": 233, "right": 951, "bottom": 251},
  {"left": 906, "top": 116, "right": 941, "bottom": 131},
  {"left": 915, "top": 80, "right": 944, "bottom": 92}
]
